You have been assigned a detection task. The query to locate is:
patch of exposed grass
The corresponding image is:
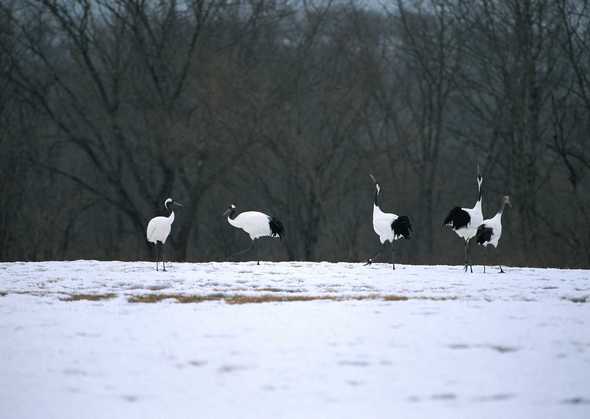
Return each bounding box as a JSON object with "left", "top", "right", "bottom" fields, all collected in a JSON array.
[
  {"left": 127, "top": 293, "right": 421, "bottom": 304},
  {"left": 61, "top": 293, "right": 117, "bottom": 302},
  {"left": 175, "top": 294, "right": 225, "bottom": 303},
  {"left": 127, "top": 293, "right": 225, "bottom": 304},
  {"left": 126, "top": 292, "right": 458, "bottom": 305},
  {"left": 127, "top": 294, "right": 170, "bottom": 303},
  {"left": 383, "top": 295, "right": 410, "bottom": 301},
  {"left": 225, "top": 294, "right": 415, "bottom": 304},
  {"left": 0, "top": 289, "right": 459, "bottom": 304}
]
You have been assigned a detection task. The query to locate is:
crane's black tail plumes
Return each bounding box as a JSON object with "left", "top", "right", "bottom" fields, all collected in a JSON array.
[
  {"left": 476, "top": 224, "right": 493, "bottom": 246},
  {"left": 392, "top": 216, "right": 412, "bottom": 239},
  {"left": 269, "top": 216, "right": 285, "bottom": 240},
  {"left": 444, "top": 207, "right": 470, "bottom": 230}
]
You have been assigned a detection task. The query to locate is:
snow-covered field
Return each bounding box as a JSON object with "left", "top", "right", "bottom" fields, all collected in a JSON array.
[{"left": 1, "top": 261, "right": 589, "bottom": 419}]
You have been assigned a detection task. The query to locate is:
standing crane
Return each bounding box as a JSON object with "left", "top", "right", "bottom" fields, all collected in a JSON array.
[
  {"left": 366, "top": 174, "right": 412, "bottom": 270},
  {"left": 224, "top": 204, "right": 284, "bottom": 265},
  {"left": 443, "top": 166, "right": 483, "bottom": 272},
  {"left": 146, "top": 198, "right": 182, "bottom": 271},
  {"left": 476, "top": 195, "right": 511, "bottom": 273}
]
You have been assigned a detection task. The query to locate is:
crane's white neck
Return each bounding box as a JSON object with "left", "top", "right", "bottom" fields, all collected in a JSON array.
[
  {"left": 476, "top": 175, "right": 483, "bottom": 204},
  {"left": 227, "top": 216, "right": 239, "bottom": 228},
  {"left": 373, "top": 184, "right": 381, "bottom": 207},
  {"left": 373, "top": 203, "right": 385, "bottom": 218},
  {"left": 471, "top": 196, "right": 483, "bottom": 219},
  {"left": 473, "top": 198, "right": 482, "bottom": 212}
]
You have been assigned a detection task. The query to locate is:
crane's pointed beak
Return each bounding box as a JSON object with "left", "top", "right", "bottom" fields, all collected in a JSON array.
[
  {"left": 223, "top": 209, "right": 231, "bottom": 217},
  {"left": 369, "top": 174, "right": 377, "bottom": 184},
  {"left": 174, "top": 201, "right": 183, "bottom": 207}
]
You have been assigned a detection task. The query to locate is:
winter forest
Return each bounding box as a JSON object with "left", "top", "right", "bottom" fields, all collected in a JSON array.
[{"left": 1, "top": 0, "right": 589, "bottom": 267}]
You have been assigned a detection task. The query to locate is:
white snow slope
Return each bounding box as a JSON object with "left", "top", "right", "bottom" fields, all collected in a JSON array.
[{"left": 0, "top": 261, "right": 589, "bottom": 419}]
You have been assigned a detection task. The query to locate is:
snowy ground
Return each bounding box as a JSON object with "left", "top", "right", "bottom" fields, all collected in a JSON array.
[{"left": 1, "top": 261, "right": 589, "bottom": 419}]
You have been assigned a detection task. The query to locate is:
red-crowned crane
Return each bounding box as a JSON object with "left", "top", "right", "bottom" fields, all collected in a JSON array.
[
  {"left": 224, "top": 204, "right": 284, "bottom": 265},
  {"left": 365, "top": 174, "right": 412, "bottom": 270},
  {"left": 146, "top": 198, "right": 183, "bottom": 271},
  {"left": 476, "top": 195, "right": 511, "bottom": 273},
  {"left": 443, "top": 166, "right": 483, "bottom": 272}
]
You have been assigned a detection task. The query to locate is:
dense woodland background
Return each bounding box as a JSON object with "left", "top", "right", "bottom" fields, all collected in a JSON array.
[{"left": 1, "top": 0, "right": 589, "bottom": 267}]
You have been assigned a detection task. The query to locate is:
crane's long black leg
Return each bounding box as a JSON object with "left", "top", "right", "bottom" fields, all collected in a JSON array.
[
  {"left": 484, "top": 250, "right": 487, "bottom": 274},
  {"left": 161, "top": 244, "right": 166, "bottom": 272},
  {"left": 497, "top": 248, "right": 505, "bottom": 273},
  {"left": 255, "top": 241, "right": 260, "bottom": 265},
  {"left": 391, "top": 242, "right": 396, "bottom": 270},
  {"left": 464, "top": 240, "right": 468, "bottom": 272},
  {"left": 365, "top": 244, "right": 384, "bottom": 265},
  {"left": 464, "top": 240, "right": 473, "bottom": 273},
  {"left": 468, "top": 241, "right": 473, "bottom": 273},
  {"left": 155, "top": 244, "right": 159, "bottom": 271}
]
